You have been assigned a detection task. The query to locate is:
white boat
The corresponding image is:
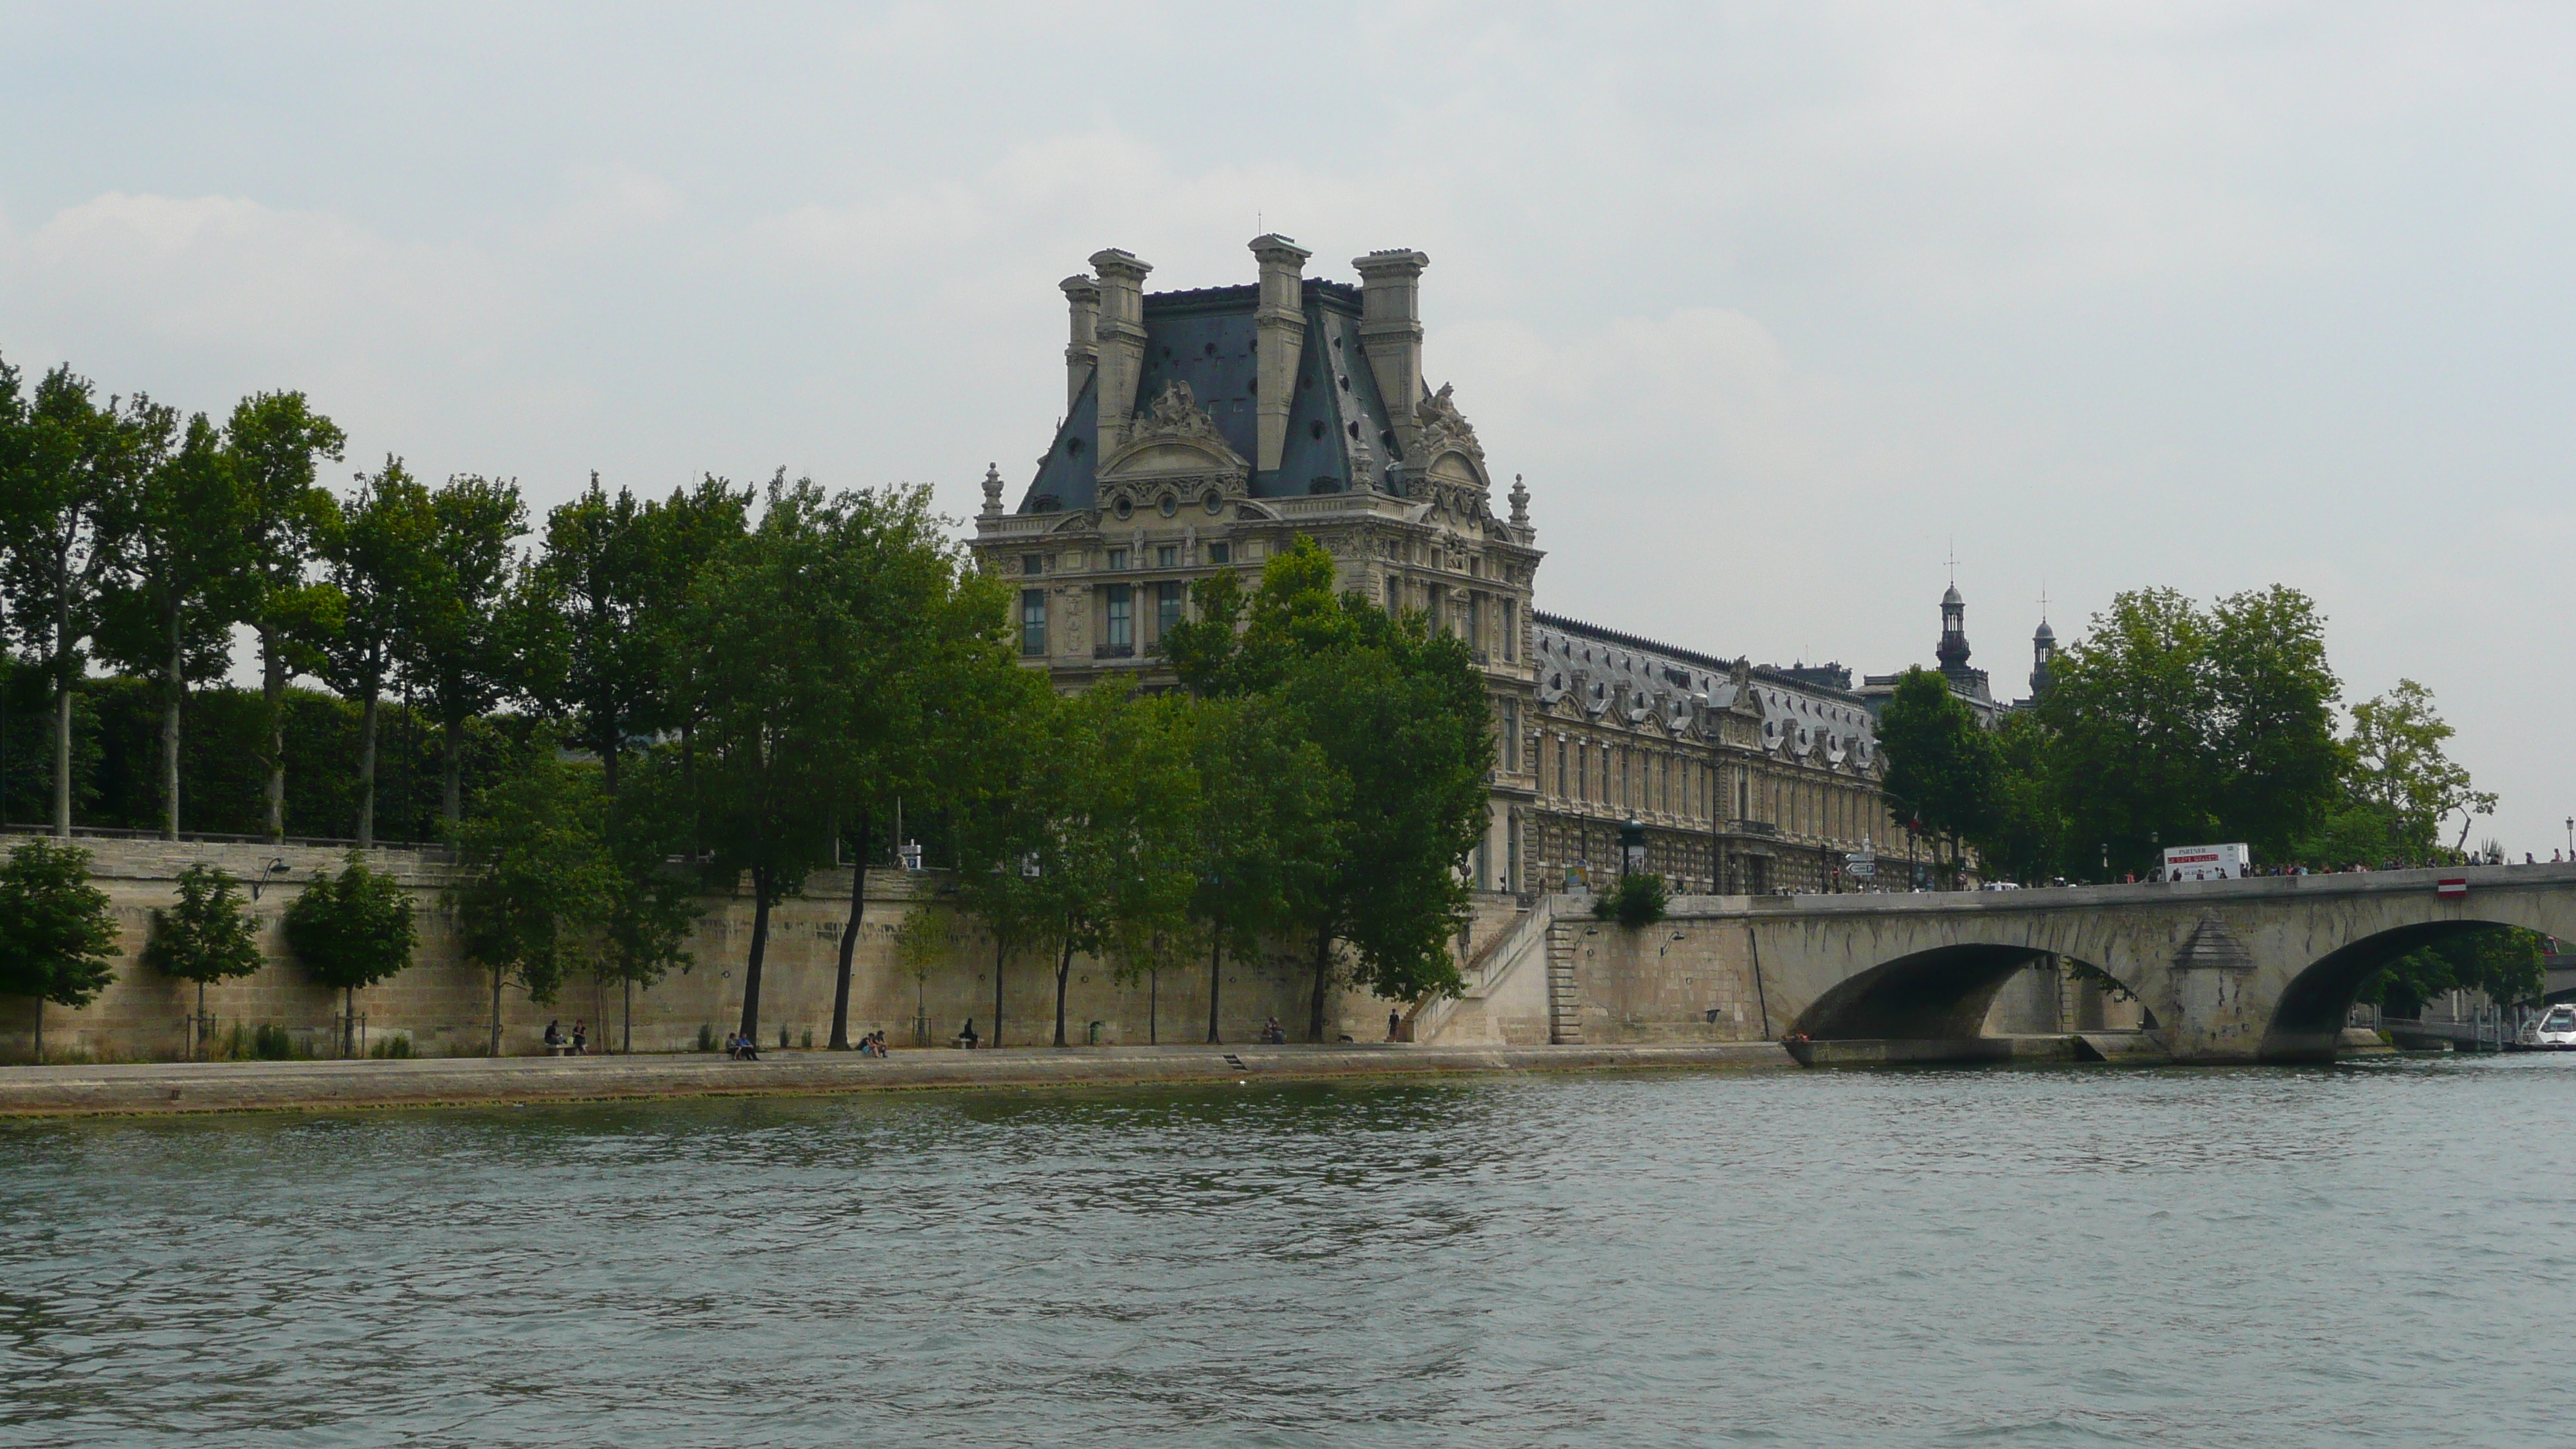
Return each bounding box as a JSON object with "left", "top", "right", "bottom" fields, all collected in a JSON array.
[{"left": 2514, "top": 1003, "right": 2576, "bottom": 1050}]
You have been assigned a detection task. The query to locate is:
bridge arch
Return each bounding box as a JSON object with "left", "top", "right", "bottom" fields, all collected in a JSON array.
[
  {"left": 2264, "top": 914, "right": 2564, "bottom": 1060},
  {"left": 1791, "top": 943, "right": 2145, "bottom": 1041}
]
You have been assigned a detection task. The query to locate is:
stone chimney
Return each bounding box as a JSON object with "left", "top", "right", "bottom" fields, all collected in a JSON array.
[
  {"left": 1089, "top": 248, "right": 1152, "bottom": 450},
  {"left": 1249, "top": 234, "right": 1310, "bottom": 474},
  {"left": 1059, "top": 275, "right": 1101, "bottom": 414},
  {"left": 1352, "top": 249, "right": 1429, "bottom": 460}
]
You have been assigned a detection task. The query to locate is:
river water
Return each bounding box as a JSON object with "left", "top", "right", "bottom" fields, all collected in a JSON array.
[{"left": 5, "top": 1055, "right": 2573, "bottom": 1447}]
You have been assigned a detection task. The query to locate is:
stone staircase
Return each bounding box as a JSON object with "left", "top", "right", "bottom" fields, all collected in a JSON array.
[{"left": 1407, "top": 896, "right": 1557, "bottom": 1046}]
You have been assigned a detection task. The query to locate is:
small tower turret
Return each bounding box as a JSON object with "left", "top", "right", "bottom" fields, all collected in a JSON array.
[
  {"left": 1936, "top": 583, "right": 1971, "bottom": 676},
  {"left": 2030, "top": 617, "right": 2056, "bottom": 700}
]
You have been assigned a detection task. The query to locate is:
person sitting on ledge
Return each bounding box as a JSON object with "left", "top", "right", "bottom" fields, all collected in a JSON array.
[
  {"left": 543, "top": 1020, "right": 562, "bottom": 1051},
  {"left": 955, "top": 1019, "right": 979, "bottom": 1050},
  {"left": 570, "top": 1021, "right": 587, "bottom": 1055}
]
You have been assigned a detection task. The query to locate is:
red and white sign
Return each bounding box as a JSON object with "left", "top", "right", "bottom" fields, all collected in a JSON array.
[{"left": 2437, "top": 877, "right": 2468, "bottom": 899}]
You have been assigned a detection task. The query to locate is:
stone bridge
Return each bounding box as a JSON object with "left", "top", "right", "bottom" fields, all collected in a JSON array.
[{"left": 1422, "top": 864, "right": 2576, "bottom": 1063}]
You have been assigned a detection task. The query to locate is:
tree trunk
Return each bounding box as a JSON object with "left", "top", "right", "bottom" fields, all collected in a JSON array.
[
  {"left": 163, "top": 608, "right": 184, "bottom": 841},
  {"left": 600, "top": 714, "right": 620, "bottom": 802},
  {"left": 344, "top": 984, "right": 355, "bottom": 1059},
  {"left": 50, "top": 674, "right": 72, "bottom": 838},
  {"left": 440, "top": 716, "right": 463, "bottom": 830},
  {"left": 738, "top": 867, "right": 770, "bottom": 1043},
  {"left": 830, "top": 810, "right": 871, "bottom": 1050},
  {"left": 33, "top": 998, "right": 42, "bottom": 1065},
  {"left": 356, "top": 688, "right": 379, "bottom": 848},
  {"left": 1053, "top": 931, "right": 1075, "bottom": 1046},
  {"left": 622, "top": 977, "right": 632, "bottom": 1056},
  {"left": 1205, "top": 925, "right": 1225, "bottom": 1044},
  {"left": 992, "top": 933, "right": 1005, "bottom": 1048},
  {"left": 196, "top": 980, "right": 207, "bottom": 1061},
  {"left": 1308, "top": 925, "right": 1333, "bottom": 1043},
  {"left": 489, "top": 967, "right": 504, "bottom": 1057},
  {"left": 262, "top": 627, "right": 286, "bottom": 844}
]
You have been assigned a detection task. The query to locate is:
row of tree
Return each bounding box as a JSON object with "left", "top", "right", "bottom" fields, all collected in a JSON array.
[
  {"left": 1, "top": 343, "right": 1498, "bottom": 1053},
  {"left": 1881, "top": 585, "right": 2496, "bottom": 885},
  {"left": 0, "top": 353, "right": 542, "bottom": 844}
]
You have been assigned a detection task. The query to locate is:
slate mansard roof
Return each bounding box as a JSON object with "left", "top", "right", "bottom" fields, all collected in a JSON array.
[
  {"left": 1018, "top": 279, "right": 1406, "bottom": 514},
  {"left": 1533, "top": 613, "right": 1879, "bottom": 770}
]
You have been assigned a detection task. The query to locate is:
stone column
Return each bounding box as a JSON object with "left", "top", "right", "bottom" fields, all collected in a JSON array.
[{"left": 1249, "top": 234, "right": 1310, "bottom": 474}]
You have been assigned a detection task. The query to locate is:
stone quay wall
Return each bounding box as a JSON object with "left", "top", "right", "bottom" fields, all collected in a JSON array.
[{"left": 0, "top": 838, "right": 1405, "bottom": 1062}]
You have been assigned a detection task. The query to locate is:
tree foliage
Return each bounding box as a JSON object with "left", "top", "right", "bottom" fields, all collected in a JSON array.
[
  {"left": 283, "top": 851, "right": 419, "bottom": 993},
  {"left": 143, "top": 863, "right": 264, "bottom": 987},
  {"left": 450, "top": 740, "right": 615, "bottom": 1055},
  {"left": 1878, "top": 667, "right": 1997, "bottom": 883},
  {"left": 2341, "top": 680, "right": 2494, "bottom": 858},
  {"left": 1173, "top": 536, "right": 1491, "bottom": 1040},
  {"left": 0, "top": 839, "right": 119, "bottom": 1014}
]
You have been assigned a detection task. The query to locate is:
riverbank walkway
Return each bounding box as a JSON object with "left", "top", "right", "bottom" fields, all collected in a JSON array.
[{"left": 0, "top": 1041, "right": 1795, "bottom": 1118}]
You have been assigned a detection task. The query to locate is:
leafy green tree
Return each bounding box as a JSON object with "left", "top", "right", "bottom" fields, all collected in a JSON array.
[
  {"left": 142, "top": 862, "right": 265, "bottom": 1055},
  {"left": 593, "top": 750, "right": 703, "bottom": 1053},
  {"left": 450, "top": 744, "right": 615, "bottom": 1055},
  {"left": 1877, "top": 666, "right": 1999, "bottom": 886},
  {"left": 639, "top": 475, "right": 755, "bottom": 848},
  {"left": 1968, "top": 709, "right": 2064, "bottom": 884},
  {"left": 314, "top": 458, "right": 441, "bottom": 847},
  {"left": 0, "top": 838, "right": 119, "bottom": 1063},
  {"left": 95, "top": 409, "right": 250, "bottom": 840},
  {"left": 1276, "top": 606, "right": 1491, "bottom": 1040},
  {"left": 2205, "top": 586, "right": 2344, "bottom": 860},
  {"left": 1017, "top": 685, "right": 1201, "bottom": 1047},
  {"left": 808, "top": 485, "right": 1031, "bottom": 1050},
  {"left": 1186, "top": 695, "right": 1345, "bottom": 1043},
  {"left": 678, "top": 478, "right": 848, "bottom": 1046},
  {"left": 528, "top": 474, "right": 659, "bottom": 800},
  {"left": 3, "top": 367, "right": 144, "bottom": 835},
  {"left": 2345, "top": 680, "right": 2493, "bottom": 858},
  {"left": 224, "top": 392, "right": 348, "bottom": 842},
  {"left": 283, "top": 851, "right": 419, "bottom": 1057},
  {"left": 1172, "top": 536, "right": 1491, "bottom": 1041},
  {"left": 2036, "top": 587, "right": 2220, "bottom": 879},
  {"left": 413, "top": 475, "right": 529, "bottom": 828},
  {"left": 947, "top": 679, "right": 1064, "bottom": 1049}
]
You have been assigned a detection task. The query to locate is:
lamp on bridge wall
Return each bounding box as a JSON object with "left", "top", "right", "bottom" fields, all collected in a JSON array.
[{"left": 1619, "top": 818, "right": 1646, "bottom": 879}]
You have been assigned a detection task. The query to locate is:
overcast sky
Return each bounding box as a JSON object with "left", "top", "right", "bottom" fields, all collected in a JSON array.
[{"left": 5, "top": 2, "right": 2574, "bottom": 855}]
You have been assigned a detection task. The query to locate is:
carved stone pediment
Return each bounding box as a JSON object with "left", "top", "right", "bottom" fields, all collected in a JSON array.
[
  {"left": 1097, "top": 381, "right": 1250, "bottom": 522},
  {"left": 1101, "top": 381, "right": 1248, "bottom": 480}
]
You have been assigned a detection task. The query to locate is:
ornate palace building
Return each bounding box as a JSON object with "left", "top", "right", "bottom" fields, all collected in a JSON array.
[{"left": 971, "top": 238, "right": 1911, "bottom": 896}]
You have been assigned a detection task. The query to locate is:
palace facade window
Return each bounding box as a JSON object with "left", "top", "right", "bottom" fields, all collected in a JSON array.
[
  {"left": 1156, "top": 545, "right": 1177, "bottom": 568},
  {"left": 1105, "top": 584, "right": 1132, "bottom": 650},
  {"left": 1019, "top": 590, "right": 1046, "bottom": 657},
  {"left": 1107, "top": 547, "right": 1129, "bottom": 570},
  {"left": 1208, "top": 542, "right": 1230, "bottom": 564},
  {"left": 1155, "top": 581, "right": 1184, "bottom": 642}
]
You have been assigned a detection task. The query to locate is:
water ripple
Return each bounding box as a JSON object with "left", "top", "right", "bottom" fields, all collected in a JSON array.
[{"left": 5, "top": 1060, "right": 2574, "bottom": 1446}]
